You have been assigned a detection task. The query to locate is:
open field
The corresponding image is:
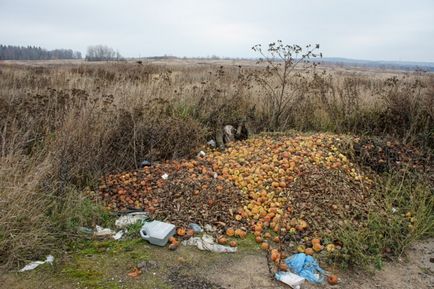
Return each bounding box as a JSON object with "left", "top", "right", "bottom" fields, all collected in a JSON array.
[{"left": 0, "top": 60, "right": 433, "bottom": 288}]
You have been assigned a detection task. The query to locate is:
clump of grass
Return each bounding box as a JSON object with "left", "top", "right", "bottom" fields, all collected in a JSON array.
[{"left": 333, "top": 173, "right": 434, "bottom": 269}]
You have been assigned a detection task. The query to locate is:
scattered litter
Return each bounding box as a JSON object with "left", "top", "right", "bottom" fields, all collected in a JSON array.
[
  {"left": 140, "top": 160, "right": 151, "bottom": 167},
  {"left": 19, "top": 255, "right": 54, "bottom": 272},
  {"left": 197, "top": 151, "right": 206, "bottom": 157},
  {"left": 213, "top": 172, "right": 218, "bottom": 179},
  {"left": 207, "top": 139, "right": 216, "bottom": 148},
  {"left": 204, "top": 224, "right": 217, "bottom": 233},
  {"left": 188, "top": 223, "right": 203, "bottom": 233},
  {"left": 94, "top": 225, "right": 124, "bottom": 240},
  {"left": 182, "top": 234, "right": 237, "bottom": 253},
  {"left": 94, "top": 225, "right": 116, "bottom": 237},
  {"left": 161, "top": 173, "right": 169, "bottom": 180},
  {"left": 115, "top": 212, "right": 149, "bottom": 229},
  {"left": 140, "top": 220, "right": 176, "bottom": 246},
  {"left": 223, "top": 125, "right": 235, "bottom": 143},
  {"left": 391, "top": 207, "right": 398, "bottom": 213},
  {"left": 113, "top": 230, "right": 124, "bottom": 240},
  {"left": 78, "top": 226, "right": 93, "bottom": 234},
  {"left": 284, "top": 253, "right": 326, "bottom": 284},
  {"left": 275, "top": 271, "right": 305, "bottom": 289}
]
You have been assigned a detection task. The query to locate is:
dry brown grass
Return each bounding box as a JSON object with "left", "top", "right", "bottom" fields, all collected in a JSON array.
[{"left": 0, "top": 60, "right": 432, "bottom": 268}]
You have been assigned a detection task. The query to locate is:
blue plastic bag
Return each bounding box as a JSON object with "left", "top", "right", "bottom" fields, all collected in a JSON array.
[{"left": 285, "top": 253, "right": 326, "bottom": 284}]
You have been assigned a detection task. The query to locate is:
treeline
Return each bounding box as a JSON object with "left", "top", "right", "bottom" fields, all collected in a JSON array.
[
  {"left": 0, "top": 45, "right": 82, "bottom": 60},
  {"left": 85, "top": 45, "right": 123, "bottom": 61}
]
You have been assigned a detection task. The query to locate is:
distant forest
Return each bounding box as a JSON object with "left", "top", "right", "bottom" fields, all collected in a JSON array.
[{"left": 0, "top": 45, "right": 82, "bottom": 60}]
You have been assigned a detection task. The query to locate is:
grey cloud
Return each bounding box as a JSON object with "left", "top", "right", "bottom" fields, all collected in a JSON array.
[{"left": 0, "top": 0, "right": 433, "bottom": 61}]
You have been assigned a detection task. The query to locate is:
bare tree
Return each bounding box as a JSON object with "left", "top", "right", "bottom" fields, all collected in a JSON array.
[
  {"left": 252, "top": 40, "right": 321, "bottom": 130},
  {"left": 85, "top": 45, "right": 122, "bottom": 61}
]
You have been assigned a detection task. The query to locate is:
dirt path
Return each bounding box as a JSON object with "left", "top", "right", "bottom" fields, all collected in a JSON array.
[
  {"left": 199, "top": 239, "right": 433, "bottom": 289},
  {"left": 325, "top": 239, "right": 434, "bottom": 289},
  {"left": 2, "top": 238, "right": 433, "bottom": 289}
]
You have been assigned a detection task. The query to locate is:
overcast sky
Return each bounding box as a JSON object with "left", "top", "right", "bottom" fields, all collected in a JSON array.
[{"left": 1, "top": 0, "right": 433, "bottom": 62}]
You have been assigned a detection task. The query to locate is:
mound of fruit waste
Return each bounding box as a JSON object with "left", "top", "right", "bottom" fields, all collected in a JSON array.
[
  {"left": 99, "top": 160, "right": 243, "bottom": 228},
  {"left": 98, "top": 133, "right": 381, "bottom": 256},
  {"left": 205, "top": 134, "right": 375, "bottom": 236}
]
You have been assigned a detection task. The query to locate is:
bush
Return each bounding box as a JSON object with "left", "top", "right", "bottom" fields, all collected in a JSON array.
[
  {"left": 0, "top": 72, "right": 207, "bottom": 267},
  {"left": 333, "top": 174, "right": 434, "bottom": 268}
]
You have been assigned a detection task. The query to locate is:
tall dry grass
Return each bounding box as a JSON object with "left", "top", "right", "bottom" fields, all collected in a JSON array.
[{"left": 0, "top": 60, "right": 432, "bottom": 267}]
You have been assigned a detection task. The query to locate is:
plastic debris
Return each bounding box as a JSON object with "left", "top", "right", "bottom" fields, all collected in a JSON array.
[
  {"left": 94, "top": 225, "right": 115, "bottom": 237},
  {"left": 207, "top": 139, "right": 216, "bottom": 148},
  {"left": 223, "top": 125, "right": 236, "bottom": 143},
  {"left": 182, "top": 234, "right": 237, "bottom": 253},
  {"left": 188, "top": 223, "right": 203, "bottom": 233},
  {"left": 275, "top": 271, "right": 305, "bottom": 289},
  {"left": 94, "top": 225, "right": 124, "bottom": 240},
  {"left": 140, "top": 220, "right": 175, "bottom": 246},
  {"left": 284, "top": 253, "right": 326, "bottom": 284},
  {"left": 161, "top": 173, "right": 169, "bottom": 180},
  {"left": 204, "top": 224, "right": 217, "bottom": 233},
  {"left": 140, "top": 160, "right": 151, "bottom": 167},
  {"left": 115, "top": 212, "right": 149, "bottom": 229},
  {"left": 19, "top": 255, "right": 54, "bottom": 272},
  {"left": 78, "top": 226, "right": 93, "bottom": 234},
  {"left": 197, "top": 150, "right": 206, "bottom": 157},
  {"left": 113, "top": 230, "right": 125, "bottom": 240}
]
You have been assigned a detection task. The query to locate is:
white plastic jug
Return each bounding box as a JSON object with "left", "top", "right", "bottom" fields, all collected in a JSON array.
[{"left": 139, "top": 221, "right": 175, "bottom": 246}]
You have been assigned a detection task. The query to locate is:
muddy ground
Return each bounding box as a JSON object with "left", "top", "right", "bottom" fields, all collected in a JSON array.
[{"left": 1, "top": 237, "right": 433, "bottom": 289}]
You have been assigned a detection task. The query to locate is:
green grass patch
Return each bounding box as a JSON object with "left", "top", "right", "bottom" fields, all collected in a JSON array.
[
  {"left": 236, "top": 233, "right": 261, "bottom": 251},
  {"left": 332, "top": 173, "right": 434, "bottom": 269}
]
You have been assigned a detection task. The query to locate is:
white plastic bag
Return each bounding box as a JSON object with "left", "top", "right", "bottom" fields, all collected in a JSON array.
[
  {"left": 275, "top": 271, "right": 305, "bottom": 289},
  {"left": 94, "top": 225, "right": 124, "bottom": 240},
  {"left": 115, "top": 212, "right": 148, "bottom": 229},
  {"left": 182, "top": 234, "right": 237, "bottom": 253},
  {"left": 19, "top": 255, "right": 54, "bottom": 272}
]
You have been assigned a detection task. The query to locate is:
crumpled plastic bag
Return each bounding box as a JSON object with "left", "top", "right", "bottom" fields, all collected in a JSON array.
[
  {"left": 113, "top": 230, "right": 125, "bottom": 240},
  {"left": 182, "top": 234, "right": 237, "bottom": 253},
  {"left": 19, "top": 255, "right": 54, "bottom": 272},
  {"left": 284, "top": 253, "right": 326, "bottom": 284},
  {"left": 115, "top": 212, "right": 149, "bottom": 229},
  {"left": 188, "top": 223, "right": 203, "bottom": 233},
  {"left": 275, "top": 271, "right": 305, "bottom": 289},
  {"left": 94, "top": 225, "right": 124, "bottom": 240},
  {"left": 94, "top": 225, "right": 116, "bottom": 237}
]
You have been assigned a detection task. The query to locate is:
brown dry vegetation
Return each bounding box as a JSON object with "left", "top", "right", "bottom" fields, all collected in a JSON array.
[{"left": 0, "top": 59, "right": 433, "bottom": 268}]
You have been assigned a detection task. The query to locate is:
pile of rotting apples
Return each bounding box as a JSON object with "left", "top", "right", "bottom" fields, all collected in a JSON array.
[
  {"left": 98, "top": 133, "right": 379, "bottom": 259},
  {"left": 205, "top": 134, "right": 377, "bottom": 256},
  {"left": 99, "top": 159, "right": 243, "bottom": 229}
]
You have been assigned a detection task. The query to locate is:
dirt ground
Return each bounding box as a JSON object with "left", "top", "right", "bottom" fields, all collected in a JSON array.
[
  {"left": 1, "top": 237, "right": 433, "bottom": 289},
  {"left": 196, "top": 239, "right": 434, "bottom": 289}
]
